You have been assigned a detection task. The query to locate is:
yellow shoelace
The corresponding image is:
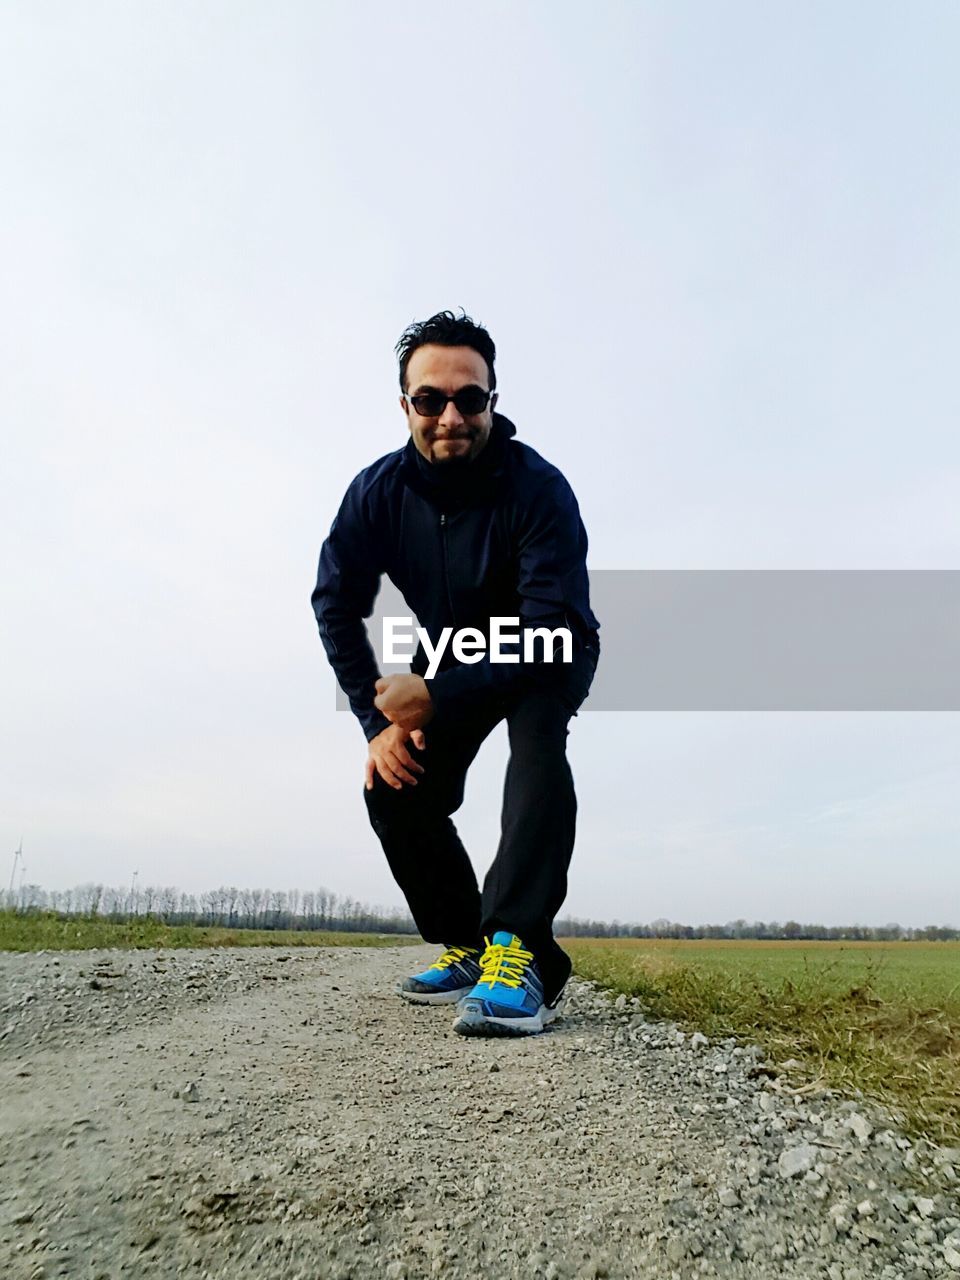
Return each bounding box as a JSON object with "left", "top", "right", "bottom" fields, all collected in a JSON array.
[
  {"left": 477, "top": 935, "right": 533, "bottom": 989},
  {"left": 428, "top": 945, "right": 479, "bottom": 972}
]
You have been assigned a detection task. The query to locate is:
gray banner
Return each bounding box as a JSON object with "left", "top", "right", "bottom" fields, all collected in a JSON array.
[{"left": 334, "top": 570, "right": 960, "bottom": 712}]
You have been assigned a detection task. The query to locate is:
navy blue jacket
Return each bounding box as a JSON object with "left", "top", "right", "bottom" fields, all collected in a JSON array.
[{"left": 311, "top": 413, "right": 600, "bottom": 741}]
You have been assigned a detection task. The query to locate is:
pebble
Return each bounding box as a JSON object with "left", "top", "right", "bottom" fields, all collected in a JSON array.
[
  {"left": 778, "top": 1144, "right": 819, "bottom": 1179},
  {"left": 847, "top": 1113, "right": 873, "bottom": 1142}
]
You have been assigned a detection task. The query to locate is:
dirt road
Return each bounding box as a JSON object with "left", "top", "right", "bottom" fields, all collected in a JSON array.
[{"left": 1, "top": 944, "right": 957, "bottom": 1279}]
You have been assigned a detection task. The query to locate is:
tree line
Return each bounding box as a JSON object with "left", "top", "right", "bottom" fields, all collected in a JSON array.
[
  {"left": 553, "top": 916, "right": 959, "bottom": 942},
  {"left": 1, "top": 883, "right": 956, "bottom": 940},
  {"left": 1, "top": 882, "right": 415, "bottom": 935}
]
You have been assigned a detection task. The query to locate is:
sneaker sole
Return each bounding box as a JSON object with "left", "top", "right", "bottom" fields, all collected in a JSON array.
[
  {"left": 397, "top": 984, "right": 475, "bottom": 1006},
  {"left": 452, "top": 995, "right": 565, "bottom": 1037}
]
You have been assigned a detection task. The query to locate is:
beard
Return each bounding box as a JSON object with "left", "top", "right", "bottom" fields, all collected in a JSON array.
[
  {"left": 429, "top": 431, "right": 480, "bottom": 465},
  {"left": 431, "top": 450, "right": 473, "bottom": 468}
]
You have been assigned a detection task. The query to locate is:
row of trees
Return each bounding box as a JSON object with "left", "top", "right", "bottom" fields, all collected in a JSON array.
[
  {"left": 553, "top": 916, "right": 959, "bottom": 942},
  {"left": 1, "top": 884, "right": 956, "bottom": 940},
  {"left": 1, "top": 883, "right": 415, "bottom": 935}
]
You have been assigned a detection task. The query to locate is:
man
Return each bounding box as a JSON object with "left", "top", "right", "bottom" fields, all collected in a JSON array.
[{"left": 311, "top": 310, "right": 599, "bottom": 1037}]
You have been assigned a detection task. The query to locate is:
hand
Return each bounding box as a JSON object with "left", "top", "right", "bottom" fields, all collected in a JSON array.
[
  {"left": 373, "top": 673, "right": 435, "bottom": 731},
  {"left": 365, "top": 724, "right": 427, "bottom": 792}
]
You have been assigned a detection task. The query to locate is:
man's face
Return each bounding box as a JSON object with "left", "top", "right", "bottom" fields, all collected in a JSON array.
[{"left": 400, "top": 344, "right": 498, "bottom": 465}]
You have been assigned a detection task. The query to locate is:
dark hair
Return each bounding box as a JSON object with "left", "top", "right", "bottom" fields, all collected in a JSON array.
[{"left": 395, "top": 309, "right": 497, "bottom": 392}]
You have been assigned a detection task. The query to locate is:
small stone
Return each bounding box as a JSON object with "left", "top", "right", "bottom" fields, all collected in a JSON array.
[
  {"left": 488, "top": 1063, "right": 500, "bottom": 1073},
  {"left": 857, "top": 1222, "right": 886, "bottom": 1245},
  {"left": 778, "top": 1144, "right": 817, "bottom": 1179},
  {"left": 821, "top": 1117, "right": 848, "bottom": 1140},
  {"left": 856, "top": 1199, "right": 874, "bottom": 1218},
  {"left": 943, "top": 1245, "right": 960, "bottom": 1271},
  {"left": 614, "top": 994, "right": 627, "bottom": 1011},
  {"left": 690, "top": 1031, "right": 709, "bottom": 1050},
  {"left": 665, "top": 1238, "right": 687, "bottom": 1264},
  {"left": 914, "top": 1196, "right": 935, "bottom": 1219},
  {"left": 718, "top": 1187, "right": 741, "bottom": 1208},
  {"left": 847, "top": 1113, "right": 872, "bottom": 1141},
  {"left": 183, "top": 1082, "right": 200, "bottom": 1104}
]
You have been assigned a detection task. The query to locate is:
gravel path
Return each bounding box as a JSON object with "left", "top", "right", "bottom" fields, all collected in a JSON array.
[{"left": 1, "top": 944, "right": 958, "bottom": 1279}]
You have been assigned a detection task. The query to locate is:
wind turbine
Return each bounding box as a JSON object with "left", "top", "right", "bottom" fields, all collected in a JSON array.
[{"left": 8, "top": 840, "right": 23, "bottom": 898}]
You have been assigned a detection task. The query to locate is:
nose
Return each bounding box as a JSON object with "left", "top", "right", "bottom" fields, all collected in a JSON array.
[{"left": 437, "top": 399, "right": 465, "bottom": 430}]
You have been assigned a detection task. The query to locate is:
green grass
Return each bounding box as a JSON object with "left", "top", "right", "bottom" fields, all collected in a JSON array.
[
  {"left": 563, "top": 938, "right": 960, "bottom": 1146},
  {"left": 0, "top": 910, "right": 421, "bottom": 954}
]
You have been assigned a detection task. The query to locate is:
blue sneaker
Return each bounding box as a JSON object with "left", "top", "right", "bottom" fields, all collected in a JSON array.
[
  {"left": 452, "top": 932, "right": 565, "bottom": 1036},
  {"left": 398, "top": 945, "right": 483, "bottom": 1005}
]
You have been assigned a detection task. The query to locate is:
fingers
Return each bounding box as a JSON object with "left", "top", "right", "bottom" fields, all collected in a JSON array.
[
  {"left": 375, "top": 755, "right": 403, "bottom": 790},
  {"left": 394, "top": 742, "right": 424, "bottom": 776},
  {"left": 384, "top": 749, "right": 419, "bottom": 786},
  {"left": 367, "top": 721, "right": 428, "bottom": 792},
  {"left": 374, "top": 676, "right": 390, "bottom": 694},
  {"left": 368, "top": 748, "right": 421, "bottom": 791}
]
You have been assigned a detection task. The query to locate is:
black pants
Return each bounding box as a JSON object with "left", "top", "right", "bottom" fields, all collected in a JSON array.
[{"left": 363, "top": 641, "right": 599, "bottom": 1005}]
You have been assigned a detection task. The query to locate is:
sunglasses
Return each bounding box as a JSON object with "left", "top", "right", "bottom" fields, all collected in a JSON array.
[{"left": 404, "top": 386, "right": 494, "bottom": 418}]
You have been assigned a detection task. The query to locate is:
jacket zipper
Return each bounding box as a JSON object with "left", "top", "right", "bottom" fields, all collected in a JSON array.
[{"left": 439, "top": 512, "right": 457, "bottom": 625}]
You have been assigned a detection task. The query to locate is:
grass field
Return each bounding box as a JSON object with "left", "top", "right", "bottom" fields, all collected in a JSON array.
[
  {"left": 564, "top": 938, "right": 960, "bottom": 1145},
  {"left": 0, "top": 910, "right": 421, "bottom": 954}
]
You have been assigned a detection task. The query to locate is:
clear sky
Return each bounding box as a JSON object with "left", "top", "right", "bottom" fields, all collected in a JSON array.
[{"left": 2, "top": 2, "right": 958, "bottom": 926}]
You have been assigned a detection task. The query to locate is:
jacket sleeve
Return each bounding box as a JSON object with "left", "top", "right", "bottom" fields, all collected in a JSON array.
[
  {"left": 310, "top": 477, "right": 393, "bottom": 742},
  {"left": 427, "top": 473, "right": 596, "bottom": 720}
]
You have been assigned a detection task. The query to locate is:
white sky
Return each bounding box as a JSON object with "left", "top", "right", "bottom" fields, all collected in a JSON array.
[{"left": 2, "top": 2, "right": 958, "bottom": 926}]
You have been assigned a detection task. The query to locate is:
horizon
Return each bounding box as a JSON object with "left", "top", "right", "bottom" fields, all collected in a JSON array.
[{"left": 3, "top": 876, "right": 956, "bottom": 935}]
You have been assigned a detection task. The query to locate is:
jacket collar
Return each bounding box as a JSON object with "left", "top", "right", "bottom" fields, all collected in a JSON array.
[{"left": 399, "top": 412, "right": 517, "bottom": 511}]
